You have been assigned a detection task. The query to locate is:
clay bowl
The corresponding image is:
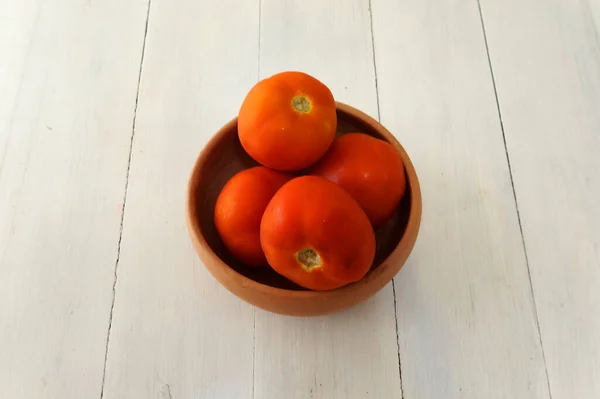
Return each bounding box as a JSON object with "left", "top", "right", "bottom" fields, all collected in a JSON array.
[{"left": 186, "top": 102, "right": 421, "bottom": 316}]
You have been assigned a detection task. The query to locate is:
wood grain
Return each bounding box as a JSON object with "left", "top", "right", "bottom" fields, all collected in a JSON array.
[
  {"left": 479, "top": 0, "right": 600, "bottom": 397},
  {"left": 100, "top": 1, "right": 260, "bottom": 398},
  {"left": 254, "top": 1, "right": 402, "bottom": 398},
  {"left": 371, "top": 0, "right": 552, "bottom": 398},
  {"left": 3, "top": 0, "right": 597, "bottom": 397},
  {"left": 0, "top": 0, "right": 149, "bottom": 398}
]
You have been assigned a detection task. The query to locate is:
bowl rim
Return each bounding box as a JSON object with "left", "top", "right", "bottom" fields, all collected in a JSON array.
[{"left": 186, "top": 101, "right": 422, "bottom": 298}]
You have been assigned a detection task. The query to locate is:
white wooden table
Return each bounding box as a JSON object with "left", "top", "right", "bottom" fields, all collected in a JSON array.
[{"left": 1, "top": 0, "right": 599, "bottom": 398}]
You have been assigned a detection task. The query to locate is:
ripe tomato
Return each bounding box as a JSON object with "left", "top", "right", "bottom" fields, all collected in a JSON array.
[
  {"left": 238, "top": 71, "right": 337, "bottom": 171},
  {"left": 214, "top": 166, "right": 292, "bottom": 267},
  {"left": 310, "top": 133, "right": 406, "bottom": 227},
  {"left": 260, "top": 176, "right": 375, "bottom": 290}
]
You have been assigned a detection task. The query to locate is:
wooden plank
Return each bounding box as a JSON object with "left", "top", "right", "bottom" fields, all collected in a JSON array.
[
  {"left": 371, "top": 0, "right": 552, "bottom": 398},
  {"left": 100, "top": 1, "right": 259, "bottom": 398},
  {"left": 254, "top": 1, "right": 403, "bottom": 398},
  {"left": 478, "top": 0, "right": 600, "bottom": 397},
  {"left": 0, "top": 0, "right": 149, "bottom": 398}
]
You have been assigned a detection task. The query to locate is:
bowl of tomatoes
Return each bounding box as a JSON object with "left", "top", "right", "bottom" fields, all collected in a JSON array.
[{"left": 186, "top": 71, "right": 421, "bottom": 316}]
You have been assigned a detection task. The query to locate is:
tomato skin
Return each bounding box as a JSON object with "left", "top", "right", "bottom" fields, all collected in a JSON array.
[
  {"left": 260, "top": 176, "right": 376, "bottom": 290},
  {"left": 238, "top": 71, "right": 337, "bottom": 172},
  {"left": 310, "top": 133, "right": 406, "bottom": 227},
  {"left": 214, "top": 166, "right": 292, "bottom": 267}
]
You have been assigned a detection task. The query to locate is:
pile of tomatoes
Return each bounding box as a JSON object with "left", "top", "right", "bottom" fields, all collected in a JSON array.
[{"left": 214, "top": 71, "right": 407, "bottom": 291}]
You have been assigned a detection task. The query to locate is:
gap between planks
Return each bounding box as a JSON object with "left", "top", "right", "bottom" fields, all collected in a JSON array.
[
  {"left": 368, "top": 0, "right": 404, "bottom": 397},
  {"left": 99, "top": 1, "right": 153, "bottom": 398},
  {"left": 475, "top": 0, "right": 553, "bottom": 397}
]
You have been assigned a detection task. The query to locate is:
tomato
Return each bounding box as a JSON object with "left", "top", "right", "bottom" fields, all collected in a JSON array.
[
  {"left": 260, "top": 176, "right": 375, "bottom": 290},
  {"left": 238, "top": 71, "right": 337, "bottom": 171},
  {"left": 310, "top": 133, "right": 406, "bottom": 227},
  {"left": 214, "top": 166, "right": 292, "bottom": 267}
]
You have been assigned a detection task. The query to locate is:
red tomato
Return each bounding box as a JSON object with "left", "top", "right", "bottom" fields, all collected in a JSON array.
[
  {"left": 260, "top": 176, "right": 376, "bottom": 290},
  {"left": 214, "top": 166, "right": 292, "bottom": 267},
  {"left": 310, "top": 133, "right": 406, "bottom": 227},
  {"left": 238, "top": 71, "right": 337, "bottom": 171}
]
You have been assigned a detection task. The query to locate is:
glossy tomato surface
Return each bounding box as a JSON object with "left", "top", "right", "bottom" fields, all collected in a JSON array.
[
  {"left": 238, "top": 71, "right": 336, "bottom": 171},
  {"left": 310, "top": 133, "right": 406, "bottom": 227},
  {"left": 260, "top": 175, "right": 376, "bottom": 290},
  {"left": 214, "top": 166, "right": 292, "bottom": 267}
]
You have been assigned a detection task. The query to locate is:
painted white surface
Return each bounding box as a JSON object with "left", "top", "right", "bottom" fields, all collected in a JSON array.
[
  {"left": 479, "top": 0, "right": 600, "bottom": 397},
  {"left": 100, "top": 1, "right": 258, "bottom": 398},
  {"left": 0, "top": 0, "right": 148, "bottom": 398},
  {"left": 254, "top": 1, "right": 402, "bottom": 398},
  {"left": 0, "top": 0, "right": 598, "bottom": 397},
  {"left": 371, "top": 0, "right": 551, "bottom": 398}
]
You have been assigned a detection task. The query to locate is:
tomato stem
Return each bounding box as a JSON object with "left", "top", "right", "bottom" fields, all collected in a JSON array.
[
  {"left": 296, "top": 248, "right": 321, "bottom": 271},
  {"left": 291, "top": 96, "right": 311, "bottom": 113}
]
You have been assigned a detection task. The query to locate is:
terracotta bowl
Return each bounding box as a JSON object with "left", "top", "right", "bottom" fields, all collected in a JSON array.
[{"left": 186, "top": 102, "right": 421, "bottom": 316}]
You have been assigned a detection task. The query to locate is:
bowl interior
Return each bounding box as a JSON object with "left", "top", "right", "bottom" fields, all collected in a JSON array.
[{"left": 193, "top": 108, "right": 412, "bottom": 291}]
